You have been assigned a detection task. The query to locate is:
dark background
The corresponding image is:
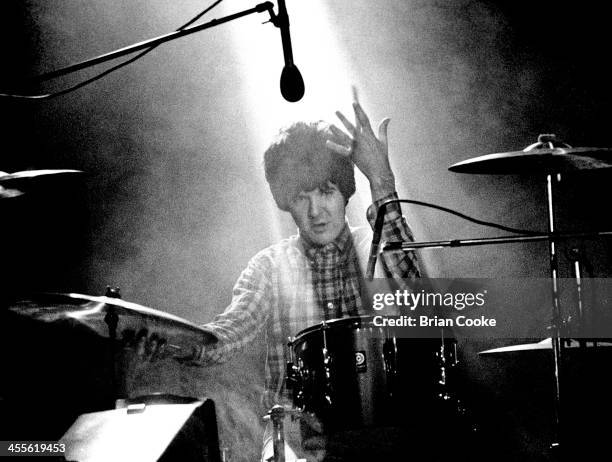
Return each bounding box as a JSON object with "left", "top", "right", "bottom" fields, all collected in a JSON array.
[{"left": 2, "top": 1, "right": 612, "bottom": 460}]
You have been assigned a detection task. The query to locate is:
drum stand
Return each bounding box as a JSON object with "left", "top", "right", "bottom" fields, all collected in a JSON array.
[
  {"left": 264, "top": 405, "right": 287, "bottom": 462},
  {"left": 367, "top": 180, "right": 612, "bottom": 458},
  {"left": 263, "top": 405, "right": 303, "bottom": 462},
  {"left": 103, "top": 286, "right": 123, "bottom": 401}
]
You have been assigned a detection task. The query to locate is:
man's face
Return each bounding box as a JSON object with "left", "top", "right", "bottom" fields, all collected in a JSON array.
[{"left": 288, "top": 182, "right": 347, "bottom": 246}]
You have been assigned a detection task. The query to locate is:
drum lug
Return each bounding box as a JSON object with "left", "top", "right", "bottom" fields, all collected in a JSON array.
[
  {"left": 321, "top": 322, "right": 333, "bottom": 406},
  {"left": 286, "top": 362, "right": 298, "bottom": 390},
  {"left": 322, "top": 346, "right": 333, "bottom": 406}
]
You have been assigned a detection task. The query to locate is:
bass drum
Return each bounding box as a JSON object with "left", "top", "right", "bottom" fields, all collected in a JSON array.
[{"left": 288, "top": 315, "right": 459, "bottom": 433}]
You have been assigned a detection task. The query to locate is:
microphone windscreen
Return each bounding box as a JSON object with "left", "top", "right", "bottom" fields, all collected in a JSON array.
[{"left": 280, "top": 64, "right": 305, "bottom": 102}]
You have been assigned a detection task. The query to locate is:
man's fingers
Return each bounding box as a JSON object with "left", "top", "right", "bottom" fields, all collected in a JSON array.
[
  {"left": 119, "top": 328, "right": 168, "bottom": 362},
  {"left": 121, "top": 329, "right": 135, "bottom": 346},
  {"left": 135, "top": 329, "right": 148, "bottom": 356},
  {"left": 146, "top": 333, "right": 160, "bottom": 356},
  {"left": 326, "top": 140, "right": 351, "bottom": 157},
  {"left": 151, "top": 337, "right": 167, "bottom": 361},
  {"left": 353, "top": 102, "right": 373, "bottom": 135},
  {"left": 328, "top": 124, "right": 353, "bottom": 146},
  {"left": 378, "top": 118, "right": 391, "bottom": 148},
  {"left": 335, "top": 110, "right": 356, "bottom": 136}
]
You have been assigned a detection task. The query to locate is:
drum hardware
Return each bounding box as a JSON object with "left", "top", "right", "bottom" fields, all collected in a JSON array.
[
  {"left": 382, "top": 229, "right": 612, "bottom": 252},
  {"left": 478, "top": 338, "right": 612, "bottom": 355},
  {"left": 0, "top": 184, "right": 23, "bottom": 198},
  {"left": 6, "top": 291, "right": 219, "bottom": 400},
  {"left": 0, "top": 169, "right": 83, "bottom": 199},
  {"left": 565, "top": 247, "right": 594, "bottom": 343},
  {"left": 287, "top": 316, "right": 460, "bottom": 434},
  {"left": 451, "top": 134, "right": 612, "bottom": 455},
  {"left": 262, "top": 405, "right": 303, "bottom": 462},
  {"left": 6, "top": 292, "right": 218, "bottom": 355},
  {"left": 0, "top": 169, "right": 83, "bottom": 190},
  {"left": 320, "top": 321, "right": 333, "bottom": 407},
  {"left": 285, "top": 336, "right": 301, "bottom": 406},
  {"left": 6, "top": 291, "right": 218, "bottom": 405},
  {"left": 0, "top": 169, "right": 83, "bottom": 184},
  {"left": 437, "top": 327, "right": 456, "bottom": 402},
  {"left": 103, "top": 286, "right": 122, "bottom": 398},
  {"left": 569, "top": 249, "right": 584, "bottom": 330},
  {"left": 447, "top": 135, "right": 612, "bottom": 174},
  {"left": 366, "top": 134, "right": 612, "bottom": 456}
]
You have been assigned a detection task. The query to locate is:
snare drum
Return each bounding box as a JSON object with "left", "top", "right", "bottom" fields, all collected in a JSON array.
[{"left": 287, "top": 316, "right": 457, "bottom": 433}]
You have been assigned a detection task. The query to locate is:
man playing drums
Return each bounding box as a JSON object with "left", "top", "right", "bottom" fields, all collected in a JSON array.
[{"left": 197, "top": 93, "right": 423, "bottom": 461}]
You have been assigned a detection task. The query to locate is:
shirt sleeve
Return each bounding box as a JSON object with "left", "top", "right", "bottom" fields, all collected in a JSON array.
[
  {"left": 193, "top": 253, "right": 272, "bottom": 365},
  {"left": 366, "top": 191, "right": 421, "bottom": 279}
]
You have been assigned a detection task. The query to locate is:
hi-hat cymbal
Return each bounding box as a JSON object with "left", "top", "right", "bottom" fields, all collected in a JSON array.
[
  {"left": 478, "top": 338, "right": 612, "bottom": 355},
  {"left": 449, "top": 147, "right": 612, "bottom": 174},
  {"left": 6, "top": 293, "right": 218, "bottom": 360},
  {"left": 0, "top": 185, "right": 24, "bottom": 199}
]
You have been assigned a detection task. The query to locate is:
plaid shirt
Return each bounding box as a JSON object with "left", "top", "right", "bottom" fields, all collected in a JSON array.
[{"left": 201, "top": 192, "right": 420, "bottom": 408}]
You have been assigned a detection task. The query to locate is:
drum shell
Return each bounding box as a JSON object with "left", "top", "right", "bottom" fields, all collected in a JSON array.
[{"left": 290, "top": 316, "right": 457, "bottom": 433}]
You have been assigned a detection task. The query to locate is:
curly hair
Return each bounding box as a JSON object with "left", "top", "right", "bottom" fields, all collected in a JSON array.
[{"left": 263, "top": 121, "right": 355, "bottom": 211}]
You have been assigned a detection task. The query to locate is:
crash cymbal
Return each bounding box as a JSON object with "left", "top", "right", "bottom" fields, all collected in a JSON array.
[
  {"left": 478, "top": 338, "right": 612, "bottom": 355},
  {"left": 0, "top": 169, "right": 83, "bottom": 187},
  {"left": 449, "top": 135, "right": 612, "bottom": 174},
  {"left": 6, "top": 293, "right": 218, "bottom": 359}
]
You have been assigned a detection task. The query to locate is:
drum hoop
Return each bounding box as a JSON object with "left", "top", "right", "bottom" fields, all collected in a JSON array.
[{"left": 292, "top": 315, "right": 376, "bottom": 342}]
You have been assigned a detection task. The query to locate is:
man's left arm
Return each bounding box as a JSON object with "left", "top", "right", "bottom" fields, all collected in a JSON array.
[
  {"left": 329, "top": 92, "right": 420, "bottom": 279},
  {"left": 366, "top": 191, "right": 421, "bottom": 279}
]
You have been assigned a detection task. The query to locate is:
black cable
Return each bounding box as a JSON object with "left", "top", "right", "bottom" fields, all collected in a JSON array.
[
  {"left": 391, "top": 198, "right": 542, "bottom": 235},
  {"left": 0, "top": 0, "right": 224, "bottom": 100}
]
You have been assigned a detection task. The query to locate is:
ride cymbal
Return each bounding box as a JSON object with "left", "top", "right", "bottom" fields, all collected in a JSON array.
[{"left": 449, "top": 135, "right": 612, "bottom": 174}]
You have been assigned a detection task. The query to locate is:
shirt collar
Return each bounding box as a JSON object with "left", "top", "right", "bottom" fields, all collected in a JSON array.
[{"left": 300, "top": 222, "right": 351, "bottom": 259}]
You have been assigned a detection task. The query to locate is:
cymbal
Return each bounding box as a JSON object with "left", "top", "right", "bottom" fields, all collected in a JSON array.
[
  {"left": 6, "top": 293, "right": 218, "bottom": 359},
  {"left": 479, "top": 338, "right": 612, "bottom": 355},
  {"left": 0, "top": 169, "right": 83, "bottom": 186},
  {"left": 449, "top": 147, "right": 612, "bottom": 174},
  {"left": 0, "top": 185, "right": 24, "bottom": 199}
]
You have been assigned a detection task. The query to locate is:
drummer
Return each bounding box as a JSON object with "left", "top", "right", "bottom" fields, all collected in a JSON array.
[{"left": 196, "top": 92, "right": 420, "bottom": 461}]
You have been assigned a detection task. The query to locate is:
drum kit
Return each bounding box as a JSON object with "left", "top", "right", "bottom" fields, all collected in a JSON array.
[
  {"left": 2, "top": 135, "right": 612, "bottom": 461},
  {"left": 282, "top": 135, "right": 612, "bottom": 461}
]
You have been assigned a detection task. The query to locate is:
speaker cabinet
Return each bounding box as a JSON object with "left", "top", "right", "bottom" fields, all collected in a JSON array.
[{"left": 60, "top": 397, "right": 221, "bottom": 462}]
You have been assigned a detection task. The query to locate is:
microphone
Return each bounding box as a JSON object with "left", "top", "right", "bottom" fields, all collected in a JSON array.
[{"left": 274, "top": 0, "right": 305, "bottom": 102}]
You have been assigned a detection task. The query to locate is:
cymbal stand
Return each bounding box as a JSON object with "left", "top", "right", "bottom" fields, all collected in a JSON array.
[
  {"left": 367, "top": 198, "right": 612, "bottom": 457},
  {"left": 103, "top": 286, "right": 123, "bottom": 400},
  {"left": 567, "top": 247, "right": 591, "bottom": 344},
  {"left": 545, "top": 172, "right": 563, "bottom": 453},
  {"left": 270, "top": 405, "right": 286, "bottom": 462}
]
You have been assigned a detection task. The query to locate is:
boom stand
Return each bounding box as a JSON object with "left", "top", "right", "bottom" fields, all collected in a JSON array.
[{"left": 367, "top": 193, "right": 612, "bottom": 457}]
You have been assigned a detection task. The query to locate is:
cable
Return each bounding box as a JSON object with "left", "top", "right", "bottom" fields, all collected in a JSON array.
[
  {"left": 390, "top": 198, "right": 542, "bottom": 235},
  {"left": 0, "top": 0, "right": 224, "bottom": 100}
]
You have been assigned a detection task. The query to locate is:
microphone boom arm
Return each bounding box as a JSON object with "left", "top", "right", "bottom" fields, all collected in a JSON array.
[
  {"left": 268, "top": 0, "right": 294, "bottom": 66},
  {"left": 34, "top": 2, "right": 276, "bottom": 83}
]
